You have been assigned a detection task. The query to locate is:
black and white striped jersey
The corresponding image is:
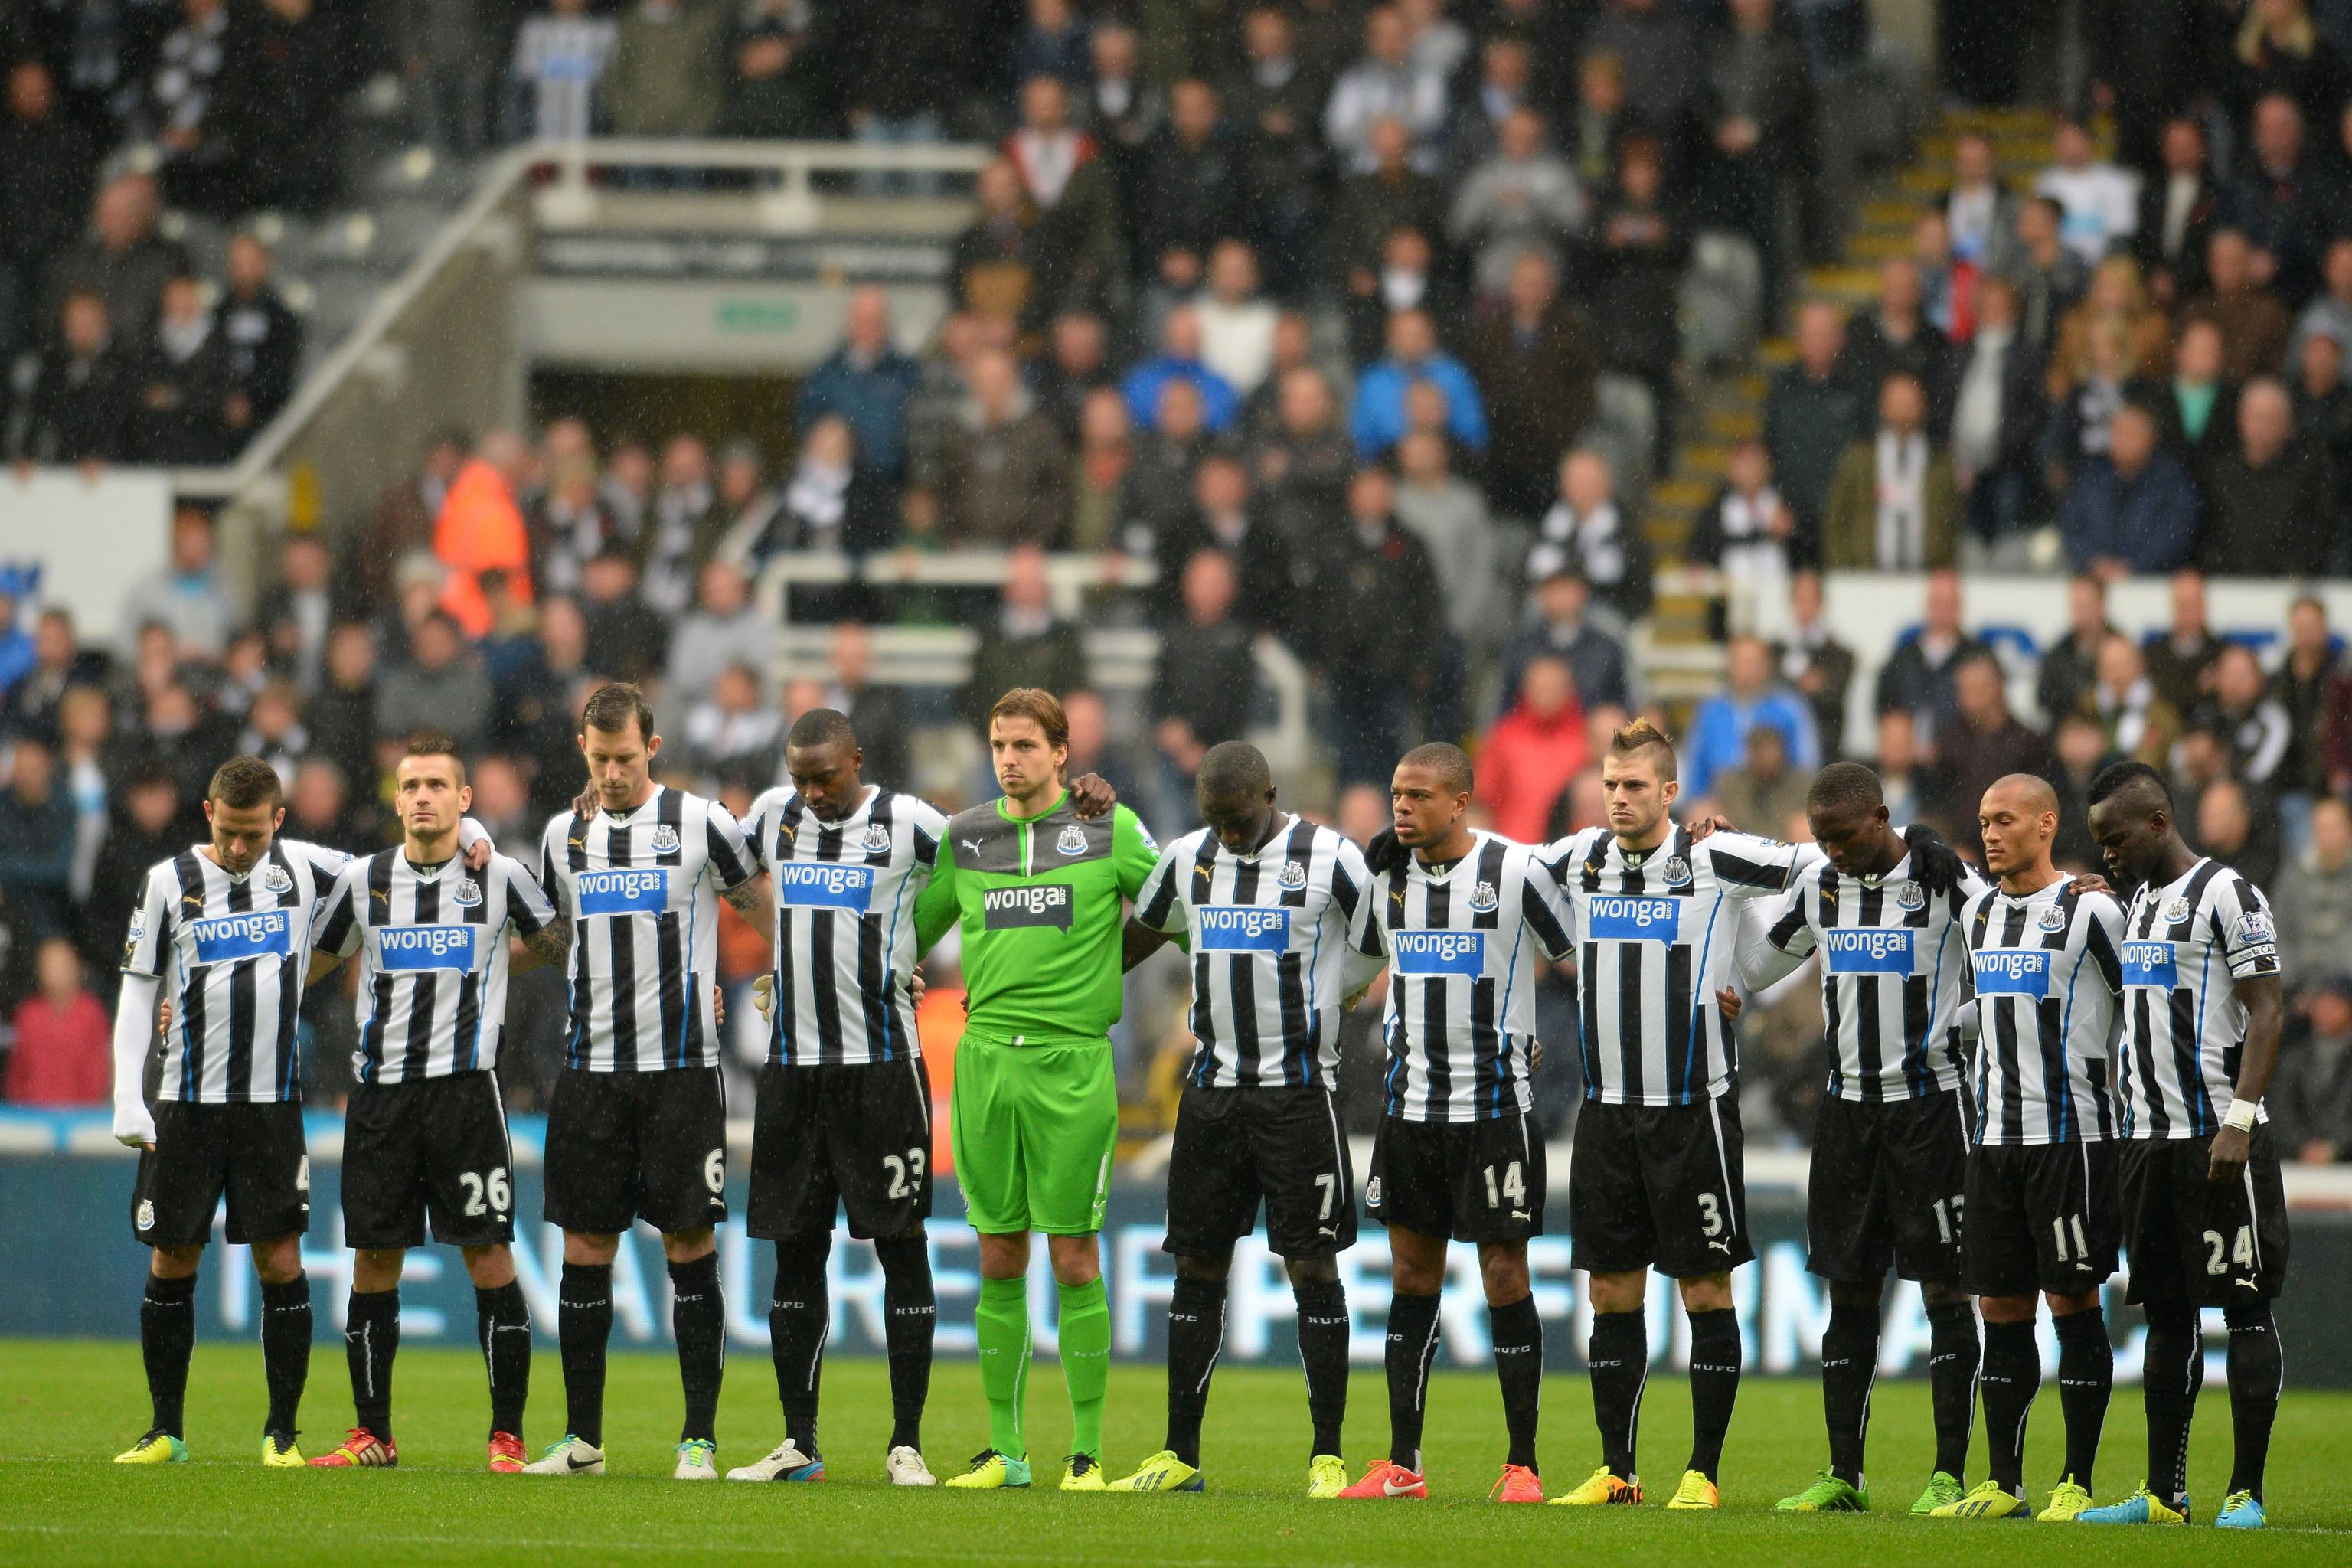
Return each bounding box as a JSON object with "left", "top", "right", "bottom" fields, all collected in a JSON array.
[
  {"left": 535, "top": 786, "right": 758, "bottom": 1072},
  {"left": 1361, "top": 831, "right": 1573, "bottom": 1123},
  {"left": 1764, "top": 853, "right": 1989, "bottom": 1102},
  {"left": 2116, "top": 858, "right": 2280, "bottom": 1140},
  {"left": 740, "top": 783, "right": 946, "bottom": 1067},
  {"left": 119, "top": 840, "right": 351, "bottom": 1102},
  {"left": 1960, "top": 874, "right": 2125, "bottom": 1146},
  {"left": 312, "top": 850, "right": 557, "bottom": 1084},
  {"left": 1547, "top": 825, "right": 1814, "bottom": 1106},
  {"left": 1132, "top": 815, "right": 1385, "bottom": 1090}
]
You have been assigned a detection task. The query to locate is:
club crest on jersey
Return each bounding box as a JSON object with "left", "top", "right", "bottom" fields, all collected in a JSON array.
[
  {"left": 1468, "top": 880, "right": 1499, "bottom": 912},
  {"left": 260, "top": 863, "right": 293, "bottom": 893},
  {"left": 2037, "top": 904, "right": 2069, "bottom": 932},
  {"left": 862, "top": 822, "right": 891, "bottom": 853},
  {"left": 776, "top": 861, "right": 875, "bottom": 913},
  {"left": 2164, "top": 896, "right": 2194, "bottom": 923},
  {"left": 1589, "top": 895, "right": 1678, "bottom": 940},
  {"left": 190, "top": 910, "right": 293, "bottom": 965},
  {"left": 575, "top": 867, "right": 669, "bottom": 916},
  {"left": 649, "top": 824, "right": 681, "bottom": 854},
  {"left": 1662, "top": 855, "right": 1692, "bottom": 887},
  {"left": 1824, "top": 927, "right": 1913, "bottom": 974},
  {"left": 1896, "top": 883, "right": 1927, "bottom": 910},
  {"left": 1973, "top": 948, "right": 2052, "bottom": 996},
  {"left": 378, "top": 924, "right": 479, "bottom": 971},
  {"left": 1279, "top": 860, "right": 1308, "bottom": 890},
  {"left": 1392, "top": 929, "right": 1486, "bottom": 975},
  {"left": 2120, "top": 941, "right": 2178, "bottom": 989},
  {"left": 1057, "top": 825, "right": 1089, "bottom": 856},
  {"left": 450, "top": 877, "right": 484, "bottom": 907},
  {"left": 1364, "top": 1177, "right": 1383, "bottom": 1207},
  {"left": 136, "top": 1200, "right": 154, "bottom": 1233},
  {"left": 1198, "top": 905, "right": 1291, "bottom": 951}
]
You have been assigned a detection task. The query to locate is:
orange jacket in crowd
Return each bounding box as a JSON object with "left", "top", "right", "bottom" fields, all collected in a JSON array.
[
  {"left": 432, "top": 457, "right": 534, "bottom": 636},
  {"left": 1475, "top": 691, "right": 1591, "bottom": 844}
]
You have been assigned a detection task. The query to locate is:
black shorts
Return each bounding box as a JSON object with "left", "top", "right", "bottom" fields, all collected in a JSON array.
[
  {"left": 342, "top": 1072, "right": 516, "bottom": 1250},
  {"left": 1570, "top": 1094, "right": 1753, "bottom": 1277},
  {"left": 132, "top": 1101, "right": 309, "bottom": 1247},
  {"left": 1962, "top": 1139, "right": 2120, "bottom": 1297},
  {"left": 1364, "top": 1108, "right": 1544, "bottom": 1244},
  {"left": 748, "top": 1057, "right": 935, "bottom": 1240},
  {"left": 1806, "top": 1086, "right": 1973, "bottom": 1285},
  {"left": 544, "top": 1066, "right": 728, "bottom": 1236},
  {"left": 2119, "top": 1129, "right": 2291, "bottom": 1308},
  {"left": 1165, "top": 1083, "right": 1357, "bottom": 1260}
]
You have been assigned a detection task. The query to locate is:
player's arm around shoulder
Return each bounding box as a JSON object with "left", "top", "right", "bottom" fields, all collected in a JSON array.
[
  {"left": 500, "top": 851, "right": 570, "bottom": 971},
  {"left": 305, "top": 853, "right": 369, "bottom": 983},
  {"left": 1109, "top": 803, "right": 1162, "bottom": 902},
  {"left": 2078, "top": 885, "right": 2128, "bottom": 991},
  {"left": 912, "top": 815, "right": 972, "bottom": 956},
  {"left": 1707, "top": 828, "right": 1822, "bottom": 898}
]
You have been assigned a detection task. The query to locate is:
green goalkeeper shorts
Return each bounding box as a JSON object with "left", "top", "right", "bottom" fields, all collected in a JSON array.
[{"left": 951, "top": 1032, "right": 1116, "bottom": 1236}]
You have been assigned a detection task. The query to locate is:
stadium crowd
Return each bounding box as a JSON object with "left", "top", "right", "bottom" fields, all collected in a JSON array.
[{"left": 2, "top": 1, "right": 2350, "bottom": 1164}]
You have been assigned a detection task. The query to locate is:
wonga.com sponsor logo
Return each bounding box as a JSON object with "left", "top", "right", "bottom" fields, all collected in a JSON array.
[
  {"left": 775, "top": 861, "right": 876, "bottom": 913},
  {"left": 1823, "top": 926, "right": 1913, "bottom": 974},
  {"left": 982, "top": 883, "right": 1073, "bottom": 931},
  {"left": 1972, "top": 948, "right": 2052, "bottom": 996},
  {"left": 1391, "top": 929, "right": 1485, "bottom": 975},
  {"left": 576, "top": 867, "right": 669, "bottom": 916},
  {"left": 1197, "top": 906, "right": 1291, "bottom": 952},
  {"left": 1587, "top": 896, "right": 1677, "bottom": 941},
  {"left": 190, "top": 910, "right": 293, "bottom": 965},
  {"left": 377, "top": 925, "right": 479, "bottom": 971}
]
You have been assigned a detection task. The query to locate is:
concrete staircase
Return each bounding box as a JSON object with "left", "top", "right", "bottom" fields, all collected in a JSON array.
[{"left": 1639, "top": 104, "right": 2060, "bottom": 691}]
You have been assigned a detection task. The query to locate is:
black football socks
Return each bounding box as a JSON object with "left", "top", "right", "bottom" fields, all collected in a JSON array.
[
  {"left": 1820, "top": 1299, "right": 1879, "bottom": 1488},
  {"left": 1979, "top": 1318, "right": 2040, "bottom": 1493},
  {"left": 669, "top": 1253, "right": 725, "bottom": 1446},
  {"left": 770, "top": 1232, "right": 831, "bottom": 1455},
  {"left": 557, "top": 1260, "right": 612, "bottom": 1447},
  {"left": 2052, "top": 1305, "right": 2111, "bottom": 1488},
  {"left": 874, "top": 1235, "right": 936, "bottom": 1454},
  {"left": 1588, "top": 1308, "right": 1647, "bottom": 1479},
  {"left": 259, "top": 1276, "right": 312, "bottom": 1438},
  {"left": 1926, "top": 1298, "right": 1981, "bottom": 1479},
  {"left": 1295, "top": 1279, "right": 1351, "bottom": 1460},
  {"left": 1686, "top": 1307, "right": 1741, "bottom": 1481},
  {"left": 345, "top": 1287, "right": 399, "bottom": 1442},
  {"left": 2141, "top": 1307, "right": 2202, "bottom": 1508},
  {"left": 2225, "top": 1302, "right": 2281, "bottom": 1502},
  {"left": 141, "top": 1272, "right": 197, "bottom": 1438},
  {"left": 1165, "top": 1275, "right": 1228, "bottom": 1467},
  {"left": 1491, "top": 1294, "right": 1544, "bottom": 1471},
  {"left": 475, "top": 1280, "right": 531, "bottom": 1439},
  {"left": 1383, "top": 1291, "right": 1442, "bottom": 1471}
]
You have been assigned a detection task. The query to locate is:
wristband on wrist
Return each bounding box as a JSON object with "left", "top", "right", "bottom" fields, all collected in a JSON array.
[{"left": 2223, "top": 1096, "right": 2259, "bottom": 1132}]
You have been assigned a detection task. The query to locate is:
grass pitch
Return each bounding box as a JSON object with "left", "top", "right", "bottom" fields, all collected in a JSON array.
[{"left": 2, "top": 1338, "right": 2347, "bottom": 1565}]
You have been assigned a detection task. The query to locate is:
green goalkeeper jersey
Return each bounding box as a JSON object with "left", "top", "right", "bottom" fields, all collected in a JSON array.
[{"left": 914, "top": 791, "right": 1160, "bottom": 1047}]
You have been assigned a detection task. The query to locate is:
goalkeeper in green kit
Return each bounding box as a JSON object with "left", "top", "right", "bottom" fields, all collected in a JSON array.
[{"left": 913, "top": 688, "right": 1161, "bottom": 1491}]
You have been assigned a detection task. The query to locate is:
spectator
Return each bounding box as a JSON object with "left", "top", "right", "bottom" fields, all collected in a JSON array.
[
  {"left": 1081, "top": 22, "right": 1161, "bottom": 199},
  {"left": 2194, "top": 774, "right": 2279, "bottom": 890},
  {"left": 2194, "top": 642, "right": 2295, "bottom": 789},
  {"left": 1004, "top": 75, "right": 1122, "bottom": 309},
  {"left": 1529, "top": 448, "right": 1653, "bottom": 628},
  {"left": 41, "top": 174, "right": 187, "bottom": 357},
  {"left": 1133, "top": 79, "right": 1245, "bottom": 281},
  {"left": 2034, "top": 113, "right": 2140, "bottom": 266},
  {"left": 577, "top": 549, "right": 668, "bottom": 685},
  {"left": 1684, "top": 634, "right": 1820, "bottom": 799},
  {"left": 2160, "top": 318, "right": 2241, "bottom": 476},
  {"left": 1843, "top": 258, "right": 1949, "bottom": 401},
  {"left": 2076, "top": 631, "right": 2182, "bottom": 768},
  {"left": 0, "top": 61, "right": 98, "bottom": 353},
  {"left": 253, "top": 533, "right": 338, "bottom": 697},
  {"left": 1700, "top": 0, "right": 1811, "bottom": 304},
  {"left": 1711, "top": 722, "right": 1811, "bottom": 840},
  {"left": 718, "top": 0, "right": 824, "bottom": 139},
  {"left": 1687, "top": 439, "right": 1795, "bottom": 638},
  {"left": 1223, "top": 5, "right": 1325, "bottom": 295},
  {"left": 2035, "top": 575, "right": 2118, "bottom": 728},
  {"left": 1194, "top": 241, "right": 1280, "bottom": 398},
  {"left": 2144, "top": 568, "right": 2226, "bottom": 717},
  {"left": 2184, "top": 229, "right": 2295, "bottom": 381},
  {"left": 798, "top": 286, "right": 919, "bottom": 482},
  {"left": 509, "top": 0, "right": 619, "bottom": 141},
  {"left": 942, "top": 348, "right": 1069, "bottom": 546},
  {"left": 1444, "top": 33, "right": 1536, "bottom": 178},
  {"left": 120, "top": 508, "right": 240, "bottom": 661},
  {"left": 13, "top": 289, "right": 134, "bottom": 464},
  {"left": 2230, "top": 0, "right": 2350, "bottom": 129},
  {"left": 665, "top": 560, "right": 772, "bottom": 712},
  {"left": 1763, "top": 300, "right": 1867, "bottom": 557},
  {"left": 375, "top": 610, "right": 492, "bottom": 750},
  {"left": 1873, "top": 568, "right": 1985, "bottom": 744},
  {"left": 769, "top": 419, "right": 891, "bottom": 603},
  {"left": 2047, "top": 313, "right": 2161, "bottom": 488},
  {"left": 1874, "top": 707, "right": 1931, "bottom": 828},
  {"left": 1465, "top": 251, "right": 1599, "bottom": 520},
  {"left": 1934, "top": 653, "right": 2055, "bottom": 856},
  {"left": 243, "top": 0, "right": 345, "bottom": 215},
  {"left": 606, "top": 0, "right": 727, "bottom": 139},
  {"left": 2059, "top": 400, "right": 2201, "bottom": 575},
  {"left": 234, "top": 679, "right": 308, "bottom": 787},
  {"left": 1343, "top": 224, "right": 1459, "bottom": 367},
  {"left": 303, "top": 622, "right": 379, "bottom": 789},
  {"left": 1036, "top": 310, "right": 1115, "bottom": 439},
  {"left": 1943, "top": 129, "right": 2017, "bottom": 268},
  {"left": 5, "top": 936, "right": 107, "bottom": 1104},
  {"left": 1498, "top": 562, "right": 1632, "bottom": 717},
  {"left": 1563, "top": 50, "right": 1630, "bottom": 193},
  {"left": 432, "top": 430, "right": 535, "bottom": 639},
  {"left": 1125, "top": 377, "right": 1211, "bottom": 545},
  {"left": 2, "top": 608, "right": 103, "bottom": 744},
  {"left": 0, "top": 739, "right": 73, "bottom": 936},
  {"left": 1331, "top": 117, "right": 1449, "bottom": 292},
  {"left": 2133, "top": 116, "right": 2219, "bottom": 305},
  {"left": 1122, "top": 305, "right": 1240, "bottom": 434},
  {"left": 1061, "top": 686, "right": 1145, "bottom": 811},
  {"left": 2198, "top": 377, "right": 2336, "bottom": 575},
  {"left": 1152, "top": 550, "right": 1259, "bottom": 817},
  {"left": 964, "top": 545, "right": 1086, "bottom": 726},
  {"left": 1770, "top": 570, "right": 1856, "bottom": 760},
  {"left": 2275, "top": 797, "right": 2352, "bottom": 984},
  {"left": 952, "top": 158, "right": 1050, "bottom": 331},
  {"left": 2291, "top": 237, "right": 2352, "bottom": 374},
  {"left": 1822, "top": 374, "right": 1958, "bottom": 570},
  {"left": 1475, "top": 654, "right": 1589, "bottom": 842},
  {"left": 2049, "top": 257, "right": 2174, "bottom": 415},
  {"left": 2004, "top": 197, "right": 2090, "bottom": 356},
  {"left": 2220, "top": 92, "right": 2328, "bottom": 309},
  {"left": 1586, "top": 0, "right": 1700, "bottom": 138},
  {"left": 130, "top": 272, "right": 230, "bottom": 466},
  {"left": 2272, "top": 595, "right": 2344, "bottom": 800},
  {"left": 1008, "top": 0, "right": 1089, "bottom": 91},
  {"left": 2271, "top": 975, "right": 2352, "bottom": 1163},
  {"left": 816, "top": 622, "right": 909, "bottom": 789},
  {"left": 1589, "top": 134, "right": 1689, "bottom": 467},
  {"left": 639, "top": 434, "right": 727, "bottom": 618},
  {"left": 1315, "top": 466, "right": 1442, "bottom": 786},
  {"left": 680, "top": 662, "right": 780, "bottom": 779},
  {"left": 2292, "top": 328, "right": 2352, "bottom": 527},
  {"left": 141, "top": 0, "right": 255, "bottom": 216},
  {"left": 1157, "top": 452, "right": 1294, "bottom": 635},
  {"left": 1449, "top": 106, "right": 1586, "bottom": 302},
  {"left": 213, "top": 234, "right": 301, "bottom": 443},
  {"left": 1936, "top": 276, "right": 2046, "bottom": 550},
  {"left": 1351, "top": 306, "right": 1488, "bottom": 458},
  {"left": 1324, "top": 5, "right": 1449, "bottom": 175},
  {"left": 1066, "top": 388, "right": 1136, "bottom": 554},
  {"left": 2049, "top": 708, "right": 2117, "bottom": 872}
]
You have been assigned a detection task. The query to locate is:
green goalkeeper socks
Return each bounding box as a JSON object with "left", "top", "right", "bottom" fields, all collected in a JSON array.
[
  {"left": 1057, "top": 1278, "right": 1112, "bottom": 1459},
  {"left": 976, "top": 1276, "right": 1031, "bottom": 1458}
]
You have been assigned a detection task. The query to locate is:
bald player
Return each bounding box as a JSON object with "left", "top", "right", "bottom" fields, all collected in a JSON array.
[{"left": 1934, "top": 774, "right": 2128, "bottom": 1523}]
